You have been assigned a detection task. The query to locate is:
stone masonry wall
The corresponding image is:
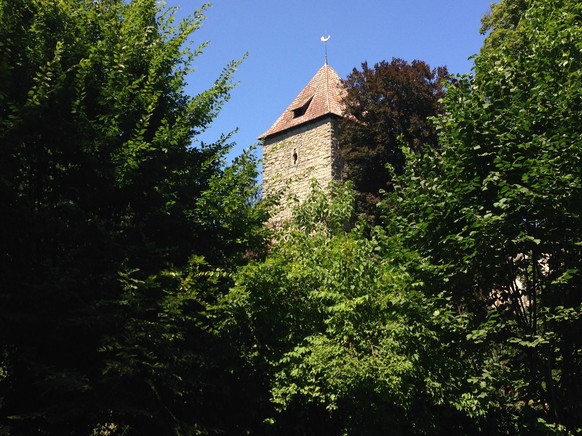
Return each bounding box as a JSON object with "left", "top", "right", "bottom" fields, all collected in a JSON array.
[{"left": 262, "top": 115, "right": 341, "bottom": 222}]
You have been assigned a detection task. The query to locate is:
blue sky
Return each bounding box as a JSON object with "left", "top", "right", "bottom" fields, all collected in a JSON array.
[{"left": 164, "top": 0, "right": 494, "bottom": 162}]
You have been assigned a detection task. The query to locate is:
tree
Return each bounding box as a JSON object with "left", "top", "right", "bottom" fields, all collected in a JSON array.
[
  {"left": 222, "top": 183, "right": 485, "bottom": 434},
  {"left": 479, "top": 0, "right": 528, "bottom": 53},
  {"left": 339, "top": 58, "right": 448, "bottom": 222},
  {"left": 385, "top": 0, "right": 581, "bottom": 432},
  {"left": 0, "top": 0, "right": 267, "bottom": 433}
]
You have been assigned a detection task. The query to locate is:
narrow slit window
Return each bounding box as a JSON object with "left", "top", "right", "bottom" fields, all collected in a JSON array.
[{"left": 292, "top": 148, "right": 298, "bottom": 165}]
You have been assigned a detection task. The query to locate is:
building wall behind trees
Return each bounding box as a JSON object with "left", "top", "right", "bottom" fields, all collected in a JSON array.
[{"left": 262, "top": 116, "right": 341, "bottom": 221}]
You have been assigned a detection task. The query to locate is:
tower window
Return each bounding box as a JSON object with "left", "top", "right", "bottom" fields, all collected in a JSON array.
[
  {"left": 291, "top": 96, "right": 313, "bottom": 119},
  {"left": 292, "top": 148, "right": 298, "bottom": 165}
]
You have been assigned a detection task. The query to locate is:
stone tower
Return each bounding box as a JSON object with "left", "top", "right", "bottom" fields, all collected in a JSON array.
[{"left": 259, "top": 63, "right": 346, "bottom": 220}]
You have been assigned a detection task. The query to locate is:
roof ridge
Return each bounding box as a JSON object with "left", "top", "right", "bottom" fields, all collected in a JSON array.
[
  {"left": 325, "top": 65, "right": 330, "bottom": 113},
  {"left": 259, "top": 64, "right": 346, "bottom": 140}
]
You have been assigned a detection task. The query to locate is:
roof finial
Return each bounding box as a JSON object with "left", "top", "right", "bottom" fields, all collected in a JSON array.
[{"left": 320, "top": 35, "right": 330, "bottom": 65}]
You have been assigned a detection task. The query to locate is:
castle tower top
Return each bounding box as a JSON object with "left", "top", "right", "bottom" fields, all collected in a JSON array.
[{"left": 258, "top": 64, "right": 345, "bottom": 140}]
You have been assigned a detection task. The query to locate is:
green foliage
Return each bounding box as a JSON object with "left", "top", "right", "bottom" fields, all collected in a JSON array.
[
  {"left": 339, "top": 58, "right": 448, "bottom": 222},
  {"left": 0, "top": 0, "right": 266, "bottom": 433},
  {"left": 2, "top": 0, "right": 579, "bottom": 433},
  {"left": 480, "top": 0, "right": 528, "bottom": 53},
  {"left": 223, "top": 183, "right": 483, "bottom": 434},
  {"left": 386, "top": 0, "right": 582, "bottom": 432}
]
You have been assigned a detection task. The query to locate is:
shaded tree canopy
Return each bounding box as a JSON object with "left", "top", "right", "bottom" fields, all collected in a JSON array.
[
  {"left": 339, "top": 58, "right": 448, "bottom": 222},
  {"left": 0, "top": 0, "right": 266, "bottom": 433}
]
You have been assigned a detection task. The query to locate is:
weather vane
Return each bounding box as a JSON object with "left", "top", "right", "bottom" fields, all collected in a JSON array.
[{"left": 320, "top": 34, "right": 330, "bottom": 65}]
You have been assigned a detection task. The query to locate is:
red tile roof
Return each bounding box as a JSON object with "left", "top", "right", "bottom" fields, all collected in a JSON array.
[{"left": 259, "top": 64, "right": 346, "bottom": 139}]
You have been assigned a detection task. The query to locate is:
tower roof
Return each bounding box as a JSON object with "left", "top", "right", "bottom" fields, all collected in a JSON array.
[{"left": 259, "top": 64, "right": 346, "bottom": 140}]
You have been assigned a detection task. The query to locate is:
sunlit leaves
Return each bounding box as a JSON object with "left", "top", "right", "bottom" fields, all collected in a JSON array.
[
  {"left": 224, "top": 183, "right": 479, "bottom": 433},
  {"left": 385, "top": 0, "right": 582, "bottom": 432}
]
